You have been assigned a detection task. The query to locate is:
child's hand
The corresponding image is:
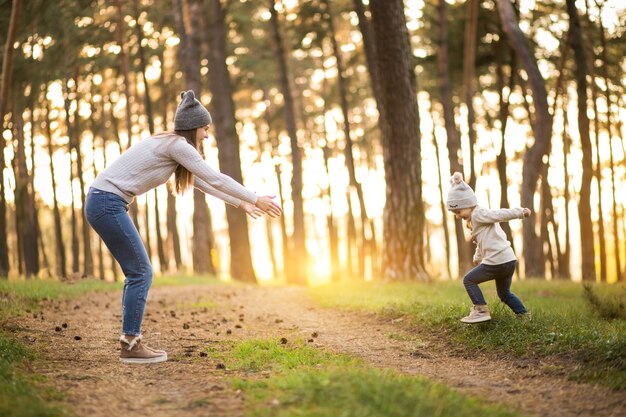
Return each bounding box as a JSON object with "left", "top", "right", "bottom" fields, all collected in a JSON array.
[
  {"left": 522, "top": 208, "right": 531, "bottom": 218},
  {"left": 239, "top": 201, "right": 264, "bottom": 219},
  {"left": 255, "top": 195, "right": 282, "bottom": 218}
]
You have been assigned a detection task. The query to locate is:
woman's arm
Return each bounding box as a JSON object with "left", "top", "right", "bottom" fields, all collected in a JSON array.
[{"left": 168, "top": 138, "right": 258, "bottom": 204}]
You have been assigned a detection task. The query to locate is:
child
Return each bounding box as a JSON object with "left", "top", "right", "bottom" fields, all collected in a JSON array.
[{"left": 446, "top": 172, "right": 531, "bottom": 323}]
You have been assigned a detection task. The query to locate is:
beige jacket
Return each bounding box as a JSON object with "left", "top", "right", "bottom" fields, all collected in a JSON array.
[{"left": 469, "top": 207, "right": 525, "bottom": 265}]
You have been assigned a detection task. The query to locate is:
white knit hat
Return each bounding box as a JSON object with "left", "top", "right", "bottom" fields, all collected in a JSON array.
[{"left": 446, "top": 172, "right": 477, "bottom": 210}]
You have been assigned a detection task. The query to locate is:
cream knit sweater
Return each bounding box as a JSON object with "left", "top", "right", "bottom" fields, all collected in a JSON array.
[
  {"left": 470, "top": 207, "right": 525, "bottom": 265},
  {"left": 91, "top": 132, "right": 257, "bottom": 207}
]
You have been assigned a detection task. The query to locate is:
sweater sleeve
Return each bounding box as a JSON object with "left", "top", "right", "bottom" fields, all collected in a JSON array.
[
  {"left": 472, "top": 207, "right": 524, "bottom": 224},
  {"left": 194, "top": 177, "right": 241, "bottom": 207},
  {"left": 167, "top": 138, "right": 258, "bottom": 205}
]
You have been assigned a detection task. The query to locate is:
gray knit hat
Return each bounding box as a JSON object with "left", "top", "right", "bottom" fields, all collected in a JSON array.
[
  {"left": 446, "top": 172, "right": 477, "bottom": 210},
  {"left": 174, "top": 90, "right": 212, "bottom": 130}
]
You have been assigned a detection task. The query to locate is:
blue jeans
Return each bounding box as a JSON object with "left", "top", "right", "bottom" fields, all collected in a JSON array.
[
  {"left": 84, "top": 188, "right": 152, "bottom": 336},
  {"left": 463, "top": 260, "right": 527, "bottom": 314}
]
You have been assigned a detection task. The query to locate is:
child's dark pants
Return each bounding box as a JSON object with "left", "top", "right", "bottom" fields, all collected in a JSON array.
[{"left": 463, "top": 260, "right": 527, "bottom": 314}]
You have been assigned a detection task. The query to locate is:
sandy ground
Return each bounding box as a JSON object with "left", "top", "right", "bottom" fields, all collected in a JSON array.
[{"left": 11, "top": 284, "right": 626, "bottom": 417}]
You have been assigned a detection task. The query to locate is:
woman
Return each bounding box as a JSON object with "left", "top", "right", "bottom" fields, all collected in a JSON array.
[{"left": 85, "top": 90, "right": 281, "bottom": 364}]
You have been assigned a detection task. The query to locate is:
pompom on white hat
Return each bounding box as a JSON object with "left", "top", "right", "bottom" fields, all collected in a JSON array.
[{"left": 446, "top": 172, "right": 477, "bottom": 210}]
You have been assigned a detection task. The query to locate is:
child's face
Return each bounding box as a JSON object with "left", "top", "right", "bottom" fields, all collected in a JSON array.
[{"left": 451, "top": 207, "right": 473, "bottom": 220}]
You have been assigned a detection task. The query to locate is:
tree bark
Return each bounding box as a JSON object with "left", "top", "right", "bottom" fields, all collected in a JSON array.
[
  {"left": 596, "top": 1, "right": 622, "bottom": 282},
  {"left": 205, "top": 0, "right": 257, "bottom": 283},
  {"left": 13, "top": 101, "right": 39, "bottom": 277},
  {"left": 370, "top": 0, "right": 427, "bottom": 280},
  {"left": 463, "top": 0, "right": 479, "bottom": 190},
  {"left": 431, "top": 109, "right": 452, "bottom": 279},
  {"left": 322, "top": 0, "right": 372, "bottom": 279},
  {"left": 268, "top": 0, "right": 307, "bottom": 284},
  {"left": 44, "top": 97, "right": 67, "bottom": 278},
  {"left": 436, "top": 0, "right": 471, "bottom": 275},
  {"left": 496, "top": 0, "right": 552, "bottom": 278},
  {"left": 0, "top": 0, "right": 21, "bottom": 277},
  {"left": 174, "top": 0, "right": 216, "bottom": 275},
  {"left": 566, "top": 0, "right": 595, "bottom": 281}
]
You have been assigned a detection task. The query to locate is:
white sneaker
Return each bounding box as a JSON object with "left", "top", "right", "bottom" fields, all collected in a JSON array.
[{"left": 461, "top": 305, "right": 491, "bottom": 323}]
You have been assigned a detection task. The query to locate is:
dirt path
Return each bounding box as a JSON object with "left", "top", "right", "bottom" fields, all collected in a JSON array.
[{"left": 15, "top": 284, "right": 626, "bottom": 417}]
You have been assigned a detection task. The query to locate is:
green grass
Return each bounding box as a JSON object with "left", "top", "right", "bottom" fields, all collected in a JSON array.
[
  {"left": 0, "top": 332, "right": 63, "bottom": 417},
  {"left": 215, "top": 339, "right": 519, "bottom": 417},
  {"left": 309, "top": 280, "right": 626, "bottom": 390},
  {"left": 0, "top": 274, "right": 223, "bottom": 417}
]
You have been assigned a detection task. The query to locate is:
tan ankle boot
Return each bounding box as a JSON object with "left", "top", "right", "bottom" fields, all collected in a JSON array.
[{"left": 119, "top": 335, "right": 167, "bottom": 364}]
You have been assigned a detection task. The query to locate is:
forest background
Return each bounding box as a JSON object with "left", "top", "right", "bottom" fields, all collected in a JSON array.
[{"left": 1, "top": 0, "right": 625, "bottom": 286}]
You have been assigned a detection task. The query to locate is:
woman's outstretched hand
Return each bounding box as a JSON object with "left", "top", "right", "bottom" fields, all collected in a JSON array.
[
  {"left": 255, "top": 195, "right": 282, "bottom": 218},
  {"left": 239, "top": 201, "right": 265, "bottom": 219}
]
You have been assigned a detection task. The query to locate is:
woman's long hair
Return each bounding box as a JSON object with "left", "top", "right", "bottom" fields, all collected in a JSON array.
[{"left": 172, "top": 128, "right": 200, "bottom": 194}]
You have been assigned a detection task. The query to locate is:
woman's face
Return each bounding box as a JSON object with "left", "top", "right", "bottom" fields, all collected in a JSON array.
[{"left": 195, "top": 125, "right": 210, "bottom": 143}]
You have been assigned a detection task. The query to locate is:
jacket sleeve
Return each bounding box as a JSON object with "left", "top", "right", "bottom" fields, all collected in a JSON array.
[
  {"left": 472, "top": 207, "right": 524, "bottom": 224},
  {"left": 167, "top": 138, "right": 258, "bottom": 205},
  {"left": 194, "top": 177, "right": 242, "bottom": 207}
]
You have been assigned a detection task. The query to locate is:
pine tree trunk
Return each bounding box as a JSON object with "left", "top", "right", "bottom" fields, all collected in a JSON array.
[
  {"left": 596, "top": 5, "right": 623, "bottom": 282},
  {"left": 494, "top": 36, "right": 515, "bottom": 245},
  {"left": 560, "top": 96, "right": 572, "bottom": 278},
  {"left": 13, "top": 102, "right": 39, "bottom": 277},
  {"left": 45, "top": 98, "right": 67, "bottom": 278},
  {"left": 431, "top": 110, "right": 452, "bottom": 279},
  {"left": 463, "top": 0, "right": 479, "bottom": 190},
  {"left": 323, "top": 0, "right": 371, "bottom": 280},
  {"left": 0, "top": 0, "right": 21, "bottom": 278},
  {"left": 352, "top": 0, "right": 382, "bottom": 108},
  {"left": 497, "top": 0, "right": 552, "bottom": 279},
  {"left": 175, "top": 0, "right": 216, "bottom": 275},
  {"left": 370, "top": 0, "right": 427, "bottom": 281},
  {"left": 205, "top": 0, "right": 256, "bottom": 283},
  {"left": 268, "top": 0, "right": 307, "bottom": 284},
  {"left": 436, "top": 0, "right": 470, "bottom": 275},
  {"left": 566, "top": 0, "right": 595, "bottom": 281}
]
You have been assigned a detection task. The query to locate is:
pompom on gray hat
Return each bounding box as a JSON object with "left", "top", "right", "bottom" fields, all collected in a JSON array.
[
  {"left": 446, "top": 172, "right": 477, "bottom": 210},
  {"left": 174, "top": 90, "right": 212, "bottom": 130}
]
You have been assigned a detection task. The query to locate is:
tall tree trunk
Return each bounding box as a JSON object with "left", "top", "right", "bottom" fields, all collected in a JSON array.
[
  {"left": 13, "top": 102, "right": 39, "bottom": 277},
  {"left": 566, "top": 0, "right": 595, "bottom": 281},
  {"left": 0, "top": 0, "right": 21, "bottom": 277},
  {"left": 205, "top": 0, "right": 257, "bottom": 283},
  {"left": 497, "top": 0, "right": 552, "bottom": 278},
  {"left": 596, "top": 2, "right": 622, "bottom": 282},
  {"left": 463, "top": 0, "right": 479, "bottom": 190},
  {"left": 158, "top": 49, "right": 179, "bottom": 271},
  {"left": 437, "top": 0, "right": 470, "bottom": 275},
  {"left": 63, "top": 78, "right": 80, "bottom": 275},
  {"left": 494, "top": 35, "right": 516, "bottom": 245},
  {"left": 560, "top": 95, "right": 572, "bottom": 278},
  {"left": 28, "top": 93, "right": 50, "bottom": 276},
  {"left": 431, "top": 110, "right": 452, "bottom": 279},
  {"left": 370, "top": 0, "right": 427, "bottom": 280},
  {"left": 45, "top": 97, "right": 67, "bottom": 278},
  {"left": 268, "top": 0, "right": 307, "bottom": 284},
  {"left": 132, "top": 0, "right": 167, "bottom": 274},
  {"left": 352, "top": 0, "right": 382, "bottom": 108},
  {"left": 174, "top": 0, "right": 216, "bottom": 275},
  {"left": 322, "top": 0, "right": 372, "bottom": 280},
  {"left": 74, "top": 105, "right": 93, "bottom": 277}
]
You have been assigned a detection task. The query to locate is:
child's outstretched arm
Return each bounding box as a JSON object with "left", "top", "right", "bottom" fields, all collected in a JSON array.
[{"left": 472, "top": 207, "right": 530, "bottom": 224}]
